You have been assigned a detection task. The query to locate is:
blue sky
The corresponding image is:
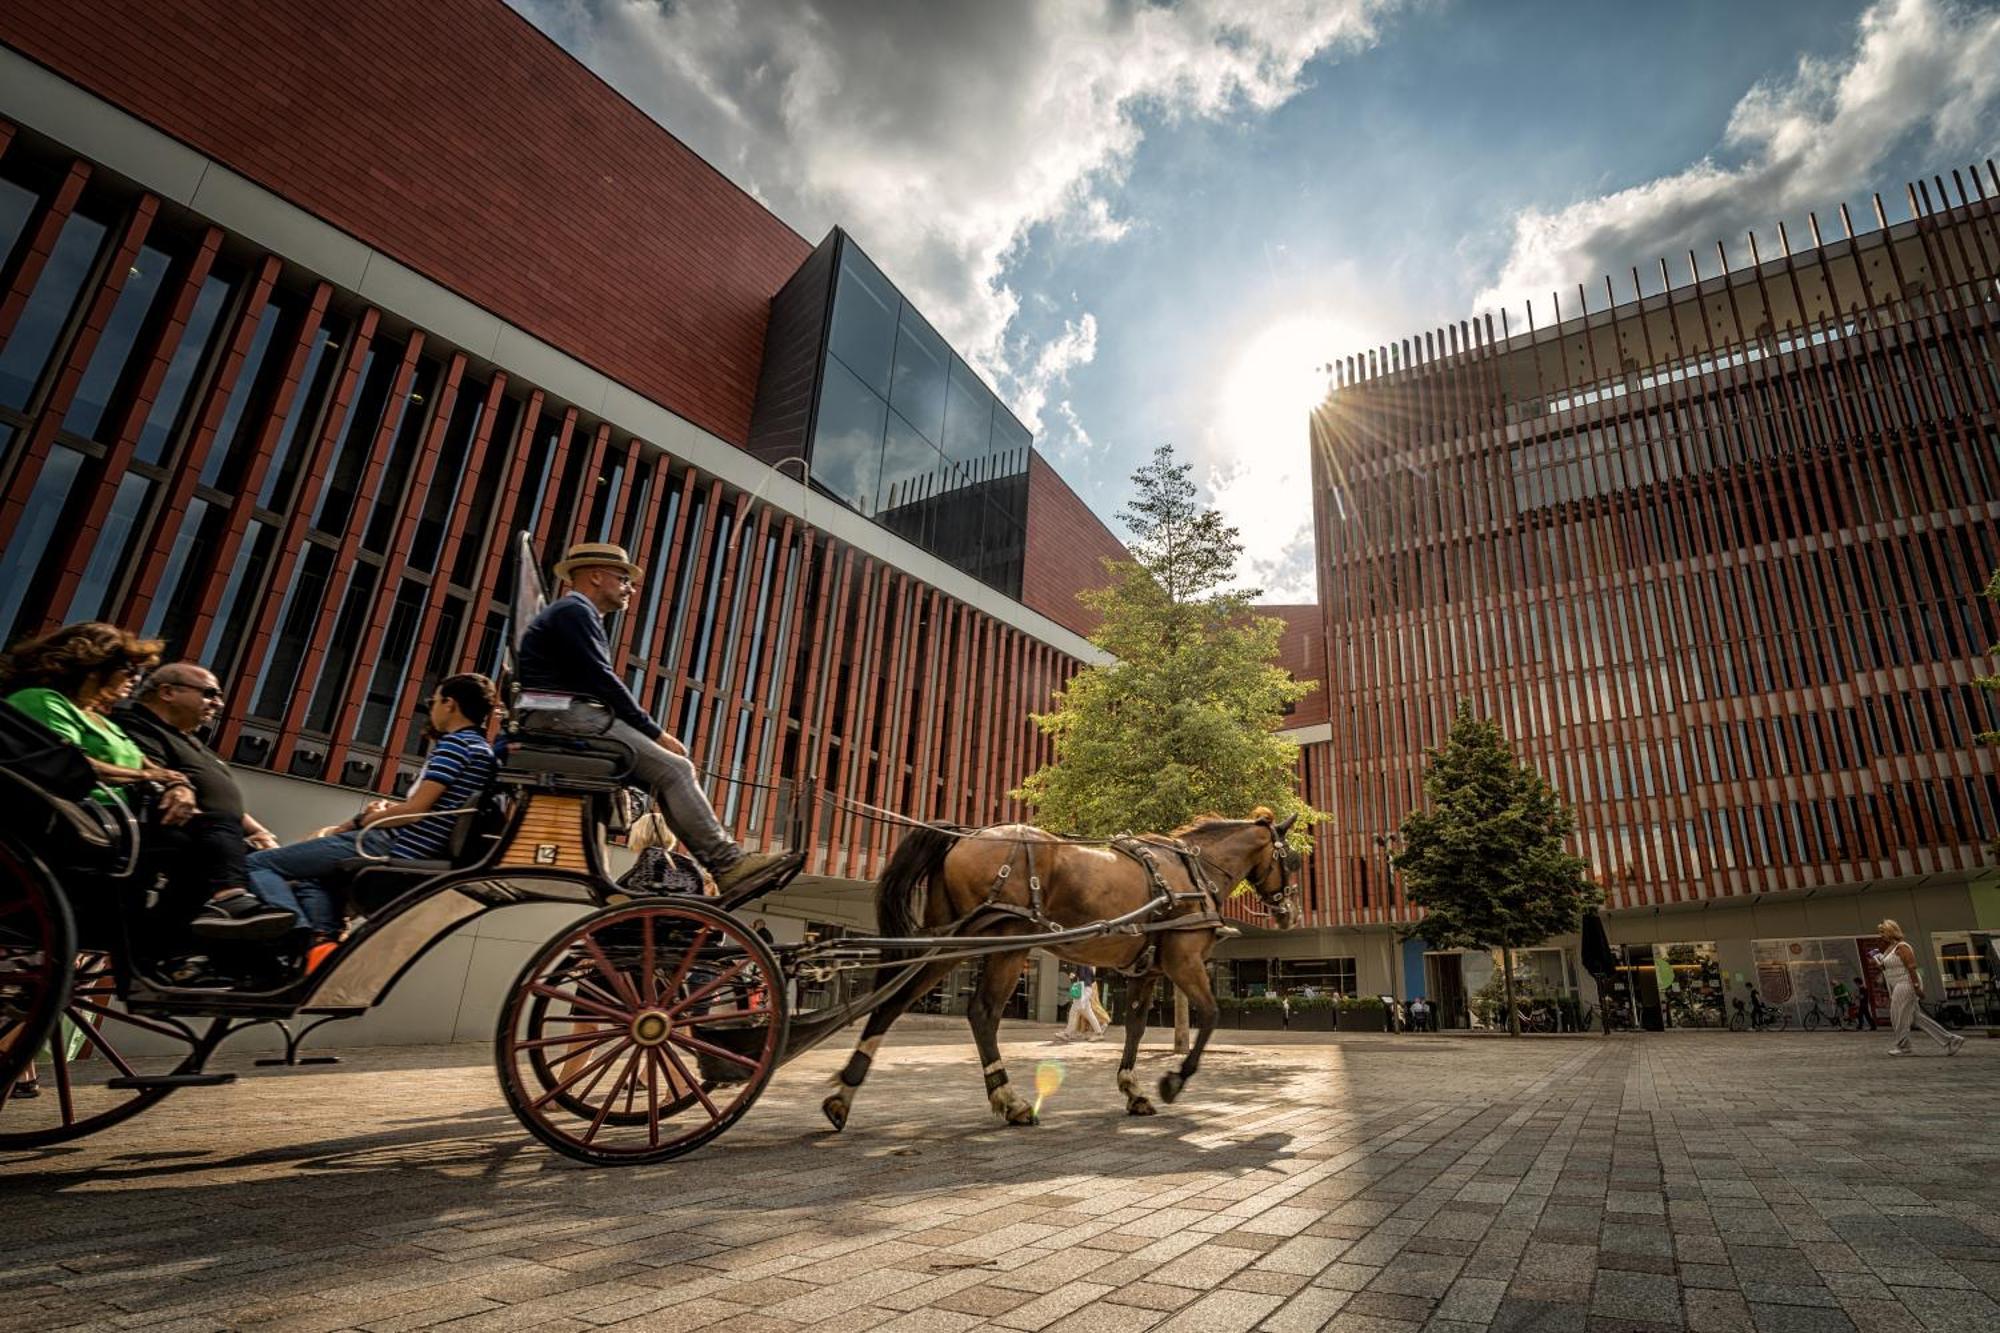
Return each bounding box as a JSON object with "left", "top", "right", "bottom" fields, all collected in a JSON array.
[{"left": 511, "top": 0, "right": 2000, "bottom": 600}]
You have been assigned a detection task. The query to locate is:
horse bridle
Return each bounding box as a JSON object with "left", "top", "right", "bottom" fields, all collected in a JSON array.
[{"left": 1189, "top": 815, "right": 1299, "bottom": 923}]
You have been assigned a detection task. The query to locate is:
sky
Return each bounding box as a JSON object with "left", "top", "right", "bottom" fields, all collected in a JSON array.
[{"left": 507, "top": 0, "right": 2000, "bottom": 602}]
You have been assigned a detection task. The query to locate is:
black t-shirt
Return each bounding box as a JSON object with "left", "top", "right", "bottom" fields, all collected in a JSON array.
[{"left": 116, "top": 705, "right": 245, "bottom": 823}]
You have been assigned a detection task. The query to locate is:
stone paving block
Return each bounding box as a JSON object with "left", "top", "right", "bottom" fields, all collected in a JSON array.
[
  {"left": 1149, "top": 1288, "right": 1284, "bottom": 1332},
  {"left": 1746, "top": 1304, "right": 1859, "bottom": 1333},
  {"left": 992, "top": 1280, "right": 1118, "bottom": 1331},
  {"left": 1591, "top": 1270, "right": 1682, "bottom": 1325}
]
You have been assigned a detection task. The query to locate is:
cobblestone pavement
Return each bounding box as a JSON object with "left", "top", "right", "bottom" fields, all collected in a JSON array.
[{"left": 5, "top": 1024, "right": 1997, "bottom": 1333}]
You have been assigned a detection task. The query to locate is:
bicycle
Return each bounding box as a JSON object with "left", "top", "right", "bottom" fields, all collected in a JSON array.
[
  {"left": 1801, "top": 995, "right": 1849, "bottom": 1031},
  {"left": 1729, "top": 994, "right": 1791, "bottom": 1031}
]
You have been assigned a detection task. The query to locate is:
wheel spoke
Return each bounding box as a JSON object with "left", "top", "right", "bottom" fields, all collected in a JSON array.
[
  {"left": 640, "top": 915, "right": 657, "bottom": 1007},
  {"left": 66, "top": 996, "right": 199, "bottom": 1045},
  {"left": 526, "top": 981, "right": 628, "bottom": 1025},
  {"left": 668, "top": 1030, "right": 761, "bottom": 1070},
  {"left": 583, "top": 1048, "right": 645, "bottom": 1146},
  {"left": 657, "top": 926, "right": 712, "bottom": 1007},
  {"left": 512, "top": 1027, "right": 623, "bottom": 1056},
  {"left": 63, "top": 1007, "right": 139, "bottom": 1080},
  {"left": 528, "top": 1034, "right": 632, "bottom": 1113},
  {"left": 645, "top": 1043, "right": 660, "bottom": 1148},
  {"left": 659, "top": 1042, "right": 720, "bottom": 1119},
  {"left": 667, "top": 957, "right": 751, "bottom": 1016},
  {"left": 577, "top": 935, "right": 641, "bottom": 1009},
  {"left": 51, "top": 1019, "right": 76, "bottom": 1126}
]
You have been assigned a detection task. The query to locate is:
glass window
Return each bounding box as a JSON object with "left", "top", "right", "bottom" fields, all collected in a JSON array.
[
  {"left": 304, "top": 565, "right": 379, "bottom": 732},
  {"left": 888, "top": 310, "right": 948, "bottom": 445},
  {"left": 362, "top": 356, "right": 442, "bottom": 552},
  {"left": 62, "top": 240, "right": 174, "bottom": 441},
  {"left": 356, "top": 580, "right": 425, "bottom": 746},
  {"left": 203, "top": 518, "right": 275, "bottom": 676},
  {"left": 252, "top": 542, "right": 336, "bottom": 718},
  {"left": 313, "top": 341, "right": 400, "bottom": 535},
  {"left": 410, "top": 382, "right": 486, "bottom": 571},
  {"left": 259, "top": 317, "right": 344, "bottom": 509},
  {"left": 0, "top": 440, "right": 80, "bottom": 643},
  {"left": 0, "top": 209, "right": 108, "bottom": 412},
  {"left": 135, "top": 270, "right": 232, "bottom": 465},
  {"left": 811, "top": 355, "right": 886, "bottom": 515},
  {"left": 449, "top": 393, "right": 520, "bottom": 588},
  {"left": 0, "top": 177, "right": 36, "bottom": 277},
  {"left": 827, "top": 242, "right": 899, "bottom": 397},
  {"left": 990, "top": 410, "right": 1032, "bottom": 479},
  {"left": 942, "top": 357, "right": 993, "bottom": 464},
  {"left": 141, "top": 496, "right": 217, "bottom": 644},
  {"left": 877, "top": 409, "right": 946, "bottom": 523},
  {"left": 64, "top": 472, "right": 153, "bottom": 623},
  {"left": 198, "top": 299, "right": 286, "bottom": 491}
]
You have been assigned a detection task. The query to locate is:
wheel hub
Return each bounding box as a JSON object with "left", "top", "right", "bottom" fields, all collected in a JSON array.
[{"left": 630, "top": 1010, "right": 674, "bottom": 1046}]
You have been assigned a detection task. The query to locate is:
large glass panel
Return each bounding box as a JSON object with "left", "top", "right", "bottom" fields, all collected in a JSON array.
[
  {"left": 304, "top": 566, "right": 379, "bottom": 732},
  {"left": 64, "top": 472, "right": 153, "bottom": 623},
  {"left": 0, "top": 210, "right": 108, "bottom": 412},
  {"left": 0, "top": 178, "right": 36, "bottom": 277},
  {"left": 877, "top": 411, "right": 945, "bottom": 548},
  {"left": 827, "top": 242, "right": 899, "bottom": 397},
  {"left": 0, "top": 440, "right": 79, "bottom": 643},
  {"left": 198, "top": 299, "right": 285, "bottom": 490},
  {"left": 135, "top": 270, "right": 232, "bottom": 465},
  {"left": 888, "top": 310, "right": 948, "bottom": 445},
  {"left": 356, "top": 580, "right": 425, "bottom": 746},
  {"left": 448, "top": 393, "right": 520, "bottom": 587},
  {"left": 811, "top": 356, "right": 886, "bottom": 515},
  {"left": 62, "top": 240, "right": 174, "bottom": 441},
  {"left": 942, "top": 357, "right": 994, "bottom": 464},
  {"left": 259, "top": 317, "right": 345, "bottom": 509}
]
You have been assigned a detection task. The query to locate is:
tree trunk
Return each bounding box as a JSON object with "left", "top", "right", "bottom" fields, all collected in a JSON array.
[
  {"left": 1502, "top": 947, "right": 1520, "bottom": 1037},
  {"left": 1173, "top": 986, "right": 1190, "bottom": 1053}
]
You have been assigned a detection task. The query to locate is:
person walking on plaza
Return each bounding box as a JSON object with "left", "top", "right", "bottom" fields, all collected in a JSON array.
[
  {"left": 517, "top": 542, "right": 786, "bottom": 895},
  {"left": 1875, "top": 919, "right": 1964, "bottom": 1056},
  {"left": 1849, "top": 976, "right": 1877, "bottom": 1030},
  {"left": 1063, "top": 967, "right": 1106, "bottom": 1040}
]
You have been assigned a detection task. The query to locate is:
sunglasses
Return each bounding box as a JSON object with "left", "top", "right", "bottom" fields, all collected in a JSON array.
[{"left": 170, "top": 682, "right": 226, "bottom": 700}]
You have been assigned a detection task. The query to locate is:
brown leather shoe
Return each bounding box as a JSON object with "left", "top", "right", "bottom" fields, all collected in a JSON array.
[{"left": 710, "top": 850, "right": 792, "bottom": 895}]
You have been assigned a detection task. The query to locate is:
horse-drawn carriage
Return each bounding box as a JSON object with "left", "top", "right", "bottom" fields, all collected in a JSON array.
[{"left": 1, "top": 539, "right": 1301, "bottom": 1166}]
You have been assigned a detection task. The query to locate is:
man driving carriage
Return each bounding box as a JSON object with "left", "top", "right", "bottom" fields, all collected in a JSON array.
[{"left": 516, "top": 542, "right": 787, "bottom": 896}]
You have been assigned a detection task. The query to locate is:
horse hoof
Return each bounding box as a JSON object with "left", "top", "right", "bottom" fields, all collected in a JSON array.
[
  {"left": 1126, "top": 1098, "right": 1156, "bottom": 1117},
  {"left": 821, "top": 1096, "right": 848, "bottom": 1132},
  {"left": 1007, "top": 1104, "right": 1039, "bottom": 1127},
  {"left": 1158, "top": 1073, "right": 1185, "bottom": 1104}
]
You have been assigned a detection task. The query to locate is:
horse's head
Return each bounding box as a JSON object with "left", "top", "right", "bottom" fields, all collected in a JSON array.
[{"left": 1243, "top": 808, "right": 1301, "bottom": 930}]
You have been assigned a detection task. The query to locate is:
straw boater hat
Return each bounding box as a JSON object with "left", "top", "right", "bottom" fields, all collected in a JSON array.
[{"left": 554, "top": 541, "right": 643, "bottom": 584}]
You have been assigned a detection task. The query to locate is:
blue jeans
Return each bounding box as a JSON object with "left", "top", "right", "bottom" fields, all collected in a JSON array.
[{"left": 246, "top": 829, "right": 396, "bottom": 935}]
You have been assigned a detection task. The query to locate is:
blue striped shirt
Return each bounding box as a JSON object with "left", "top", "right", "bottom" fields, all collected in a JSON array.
[{"left": 390, "top": 727, "right": 496, "bottom": 859}]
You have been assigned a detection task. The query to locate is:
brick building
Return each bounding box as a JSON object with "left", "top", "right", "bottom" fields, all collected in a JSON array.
[
  {"left": 0, "top": 0, "right": 1129, "bottom": 1035},
  {"left": 1222, "top": 179, "right": 2000, "bottom": 1030}
]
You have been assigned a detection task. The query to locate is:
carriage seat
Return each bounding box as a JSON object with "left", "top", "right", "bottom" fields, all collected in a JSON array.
[
  {"left": 495, "top": 730, "right": 636, "bottom": 786},
  {"left": 323, "top": 786, "right": 514, "bottom": 916}
]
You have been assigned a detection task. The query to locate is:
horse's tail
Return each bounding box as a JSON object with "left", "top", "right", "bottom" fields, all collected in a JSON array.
[{"left": 875, "top": 824, "right": 961, "bottom": 939}]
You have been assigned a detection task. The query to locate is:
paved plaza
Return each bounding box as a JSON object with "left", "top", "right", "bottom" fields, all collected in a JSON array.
[{"left": 4, "top": 1024, "right": 1997, "bottom": 1333}]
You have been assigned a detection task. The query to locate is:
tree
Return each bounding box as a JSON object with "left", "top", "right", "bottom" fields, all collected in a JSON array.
[
  {"left": 1392, "top": 701, "right": 1601, "bottom": 1037},
  {"left": 1014, "top": 444, "right": 1324, "bottom": 1048},
  {"left": 1978, "top": 567, "right": 2000, "bottom": 857}
]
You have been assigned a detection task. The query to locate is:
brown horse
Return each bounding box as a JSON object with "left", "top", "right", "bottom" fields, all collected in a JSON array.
[{"left": 821, "top": 810, "right": 1299, "bottom": 1131}]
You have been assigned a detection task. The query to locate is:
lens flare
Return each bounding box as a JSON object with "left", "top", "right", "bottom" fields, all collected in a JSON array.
[{"left": 1032, "top": 1059, "right": 1066, "bottom": 1115}]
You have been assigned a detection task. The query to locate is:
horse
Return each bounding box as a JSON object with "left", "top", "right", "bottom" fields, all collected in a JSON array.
[{"left": 820, "top": 809, "right": 1300, "bottom": 1130}]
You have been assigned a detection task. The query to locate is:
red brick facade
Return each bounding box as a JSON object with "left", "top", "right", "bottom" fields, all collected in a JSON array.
[
  {"left": 0, "top": 0, "right": 811, "bottom": 447},
  {"left": 1256, "top": 604, "right": 1330, "bottom": 729},
  {"left": 1021, "top": 452, "right": 1127, "bottom": 636}
]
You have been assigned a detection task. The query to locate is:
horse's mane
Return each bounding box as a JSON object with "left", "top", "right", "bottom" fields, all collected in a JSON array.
[{"left": 1171, "top": 805, "right": 1273, "bottom": 837}]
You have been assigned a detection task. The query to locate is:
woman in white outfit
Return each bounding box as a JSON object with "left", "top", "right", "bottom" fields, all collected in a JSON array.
[{"left": 1875, "top": 919, "right": 1964, "bottom": 1056}]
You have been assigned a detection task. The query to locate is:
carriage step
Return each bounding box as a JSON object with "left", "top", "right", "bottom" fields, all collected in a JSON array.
[{"left": 105, "top": 1072, "right": 237, "bottom": 1090}]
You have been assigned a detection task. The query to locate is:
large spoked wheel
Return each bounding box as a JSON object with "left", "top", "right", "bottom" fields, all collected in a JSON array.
[
  {"left": 497, "top": 898, "right": 788, "bottom": 1165},
  {"left": 0, "top": 951, "right": 221, "bottom": 1149},
  {"left": 1, "top": 839, "right": 76, "bottom": 1102}
]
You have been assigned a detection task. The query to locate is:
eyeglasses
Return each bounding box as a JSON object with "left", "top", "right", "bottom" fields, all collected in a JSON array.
[{"left": 170, "top": 683, "right": 225, "bottom": 700}]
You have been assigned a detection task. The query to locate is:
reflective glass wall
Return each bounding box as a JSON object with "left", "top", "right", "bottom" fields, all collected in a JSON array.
[{"left": 804, "top": 234, "right": 1028, "bottom": 596}]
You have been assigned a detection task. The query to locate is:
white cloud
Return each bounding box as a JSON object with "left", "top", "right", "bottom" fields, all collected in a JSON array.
[
  {"left": 1475, "top": 0, "right": 2000, "bottom": 318},
  {"left": 510, "top": 0, "right": 1395, "bottom": 429}
]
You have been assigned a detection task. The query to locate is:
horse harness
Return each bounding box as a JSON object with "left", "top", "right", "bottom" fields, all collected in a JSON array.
[{"left": 960, "top": 835, "right": 1226, "bottom": 978}]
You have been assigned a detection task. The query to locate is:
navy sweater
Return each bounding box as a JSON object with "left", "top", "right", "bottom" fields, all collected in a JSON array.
[{"left": 516, "top": 592, "right": 662, "bottom": 740}]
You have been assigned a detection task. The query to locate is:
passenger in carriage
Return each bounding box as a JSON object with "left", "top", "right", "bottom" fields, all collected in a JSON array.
[
  {"left": 517, "top": 542, "right": 787, "bottom": 894},
  {"left": 0, "top": 624, "right": 293, "bottom": 942},
  {"left": 246, "top": 673, "right": 499, "bottom": 945}
]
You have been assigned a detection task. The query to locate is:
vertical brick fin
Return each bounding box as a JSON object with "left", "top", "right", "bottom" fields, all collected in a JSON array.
[
  {"left": 0, "top": 160, "right": 89, "bottom": 354},
  {"left": 457, "top": 388, "right": 545, "bottom": 676}
]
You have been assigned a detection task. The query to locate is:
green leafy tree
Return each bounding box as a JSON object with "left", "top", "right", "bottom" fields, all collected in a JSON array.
[
  {"left": 1978, "top": 567, "right": 2000, "bottom": 856},
  {"left": 1014, "top": 444, "right": 1320, "bottom": 839},
  {"left": 1013, "top": 444, "right": 1326, "bottom": 1049},
  {"left": 1393, "top": 701, "right": 1601, "bottom": 1037}
]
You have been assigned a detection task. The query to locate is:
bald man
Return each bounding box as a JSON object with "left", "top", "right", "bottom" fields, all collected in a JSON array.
[{"left": 120, "top": 662, "right": 298, "bottom": 941}]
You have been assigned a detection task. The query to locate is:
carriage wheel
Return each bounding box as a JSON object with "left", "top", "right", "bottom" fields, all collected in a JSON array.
[
  {"left": 496, "top": 898, "right": 788, "bottom": 1165},
  {"left": 0, "top": 951, "right": 219, "bottom": 1149},
  {"left": 1, "top": 839, "right": 76, "bottom": 1104}
]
